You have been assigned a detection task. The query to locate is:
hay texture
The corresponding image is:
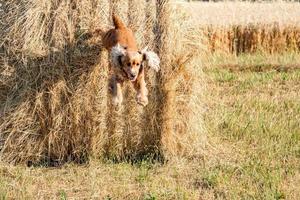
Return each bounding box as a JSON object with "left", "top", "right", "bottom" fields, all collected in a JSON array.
[{"left": 0, "top": 0, "right": 205, "bottom": 165}]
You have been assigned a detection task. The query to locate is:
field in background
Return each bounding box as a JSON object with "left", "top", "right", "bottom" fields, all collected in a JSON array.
[
  {"left": 183, "top": 2, "right": 300, "bottom": 26},
  {"left": 0, "top": 1, "right": 300, "bottom": 199},
  {"left": 180, "top": 2, "right": 300, "bottom": 55}
]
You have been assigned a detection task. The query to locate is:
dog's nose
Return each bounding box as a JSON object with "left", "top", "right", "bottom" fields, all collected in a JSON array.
[{"left": 129, "top": 72, "right": 137, "bottom": 79}]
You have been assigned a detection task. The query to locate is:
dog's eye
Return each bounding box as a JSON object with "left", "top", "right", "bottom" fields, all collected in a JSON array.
[{"left": 127, "top": 63, "right": 130, "bottom": 66}]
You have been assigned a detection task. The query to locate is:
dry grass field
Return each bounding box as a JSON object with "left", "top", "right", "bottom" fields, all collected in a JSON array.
[
  {"left": 184, "top": 2, "right": 300, "bottom": 26},
  {"left": 0, "top": 1, "right": 300, "bottom": 199},
  {"left": 180, "top": 2, "right": 300, "bottom": 54}
]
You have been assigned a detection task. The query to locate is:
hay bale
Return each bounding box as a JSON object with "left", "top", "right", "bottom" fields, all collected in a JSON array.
[{"left": 0, "top": 0, "right": 205, "bottom": 165}]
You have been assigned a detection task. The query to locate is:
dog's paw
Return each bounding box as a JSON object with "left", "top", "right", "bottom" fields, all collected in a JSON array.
[
  {"left": 112, "top": 96, "right": 122, "bottom": 106},
  {"left": 136, "top": 94, "right": 148, "bottom": 106}
]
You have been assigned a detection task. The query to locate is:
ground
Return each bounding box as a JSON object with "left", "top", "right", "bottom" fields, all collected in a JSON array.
[{"left": 0, "top": 52, "right": 299, "bottom": 199}]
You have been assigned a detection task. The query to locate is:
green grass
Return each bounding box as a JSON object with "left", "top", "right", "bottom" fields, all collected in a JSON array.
[
  {"left": 203, "top": 51, "right": 300, "bottom": 74},
  {"left": 204, "top": 63, "right": 300, "bottom": 199},
  {"left": 0, "top": 54, "right": 299, "bottom": 199}
]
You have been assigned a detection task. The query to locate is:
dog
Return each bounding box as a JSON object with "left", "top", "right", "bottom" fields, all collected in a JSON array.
[{"left": 102, "top": 14, "right": 160, "bottom": 106}]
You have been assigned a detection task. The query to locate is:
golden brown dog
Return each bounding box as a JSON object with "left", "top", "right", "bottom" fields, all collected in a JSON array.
[{"left": 102, "top": 14, "right": 160, "bottom": 106}]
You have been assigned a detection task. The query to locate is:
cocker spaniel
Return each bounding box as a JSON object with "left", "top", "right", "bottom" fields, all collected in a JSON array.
[{"left": 102, "top": 14, "right": 160, "bottom": 106}]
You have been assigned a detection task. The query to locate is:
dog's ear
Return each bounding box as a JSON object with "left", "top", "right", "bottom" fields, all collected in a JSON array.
[
  {"left": 111, "top": 43, "right": 126, "bottom": 67},
  {"left": 140, "top": 46, "right": 160, "bottom": 72}
]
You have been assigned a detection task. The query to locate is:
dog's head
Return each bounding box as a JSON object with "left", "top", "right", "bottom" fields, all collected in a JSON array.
[{"left": 111, "top": 44, "right": 160, "bottom": 81}]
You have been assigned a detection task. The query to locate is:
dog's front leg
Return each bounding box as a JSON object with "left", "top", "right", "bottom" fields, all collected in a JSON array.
[
  {"left": 134, "top": 73, "right": 148, "bottom": 106},
  {"left": 111, "top": 75, "right": 123, "bottom": 106}
]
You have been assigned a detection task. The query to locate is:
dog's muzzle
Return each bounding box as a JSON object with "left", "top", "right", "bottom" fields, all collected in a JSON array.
[
  {"left": 128, "top": 72, "right": 137, "bottom": 81},
  {"left": 120, "top": 68, "right": 137, "bottom": 81}
]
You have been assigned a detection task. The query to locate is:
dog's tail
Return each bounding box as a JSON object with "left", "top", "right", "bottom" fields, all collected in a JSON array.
[{"left": 112, "top": 14, "right": 126, "bottom": 29}]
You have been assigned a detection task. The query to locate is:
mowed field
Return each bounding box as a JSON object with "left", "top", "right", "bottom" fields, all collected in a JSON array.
[{"left": 1, "top": 2, "right": 300, "bottom": 200}]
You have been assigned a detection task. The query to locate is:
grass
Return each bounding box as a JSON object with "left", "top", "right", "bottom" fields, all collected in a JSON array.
[
  {"left": 0, "top": 53, "right": 299, "bottom": 199},
  {"left": 203, "top": 51, "right": 300, "bottom": 72},
  {"left": 204, "top": 59, "right": 300, "bottom": 199}
]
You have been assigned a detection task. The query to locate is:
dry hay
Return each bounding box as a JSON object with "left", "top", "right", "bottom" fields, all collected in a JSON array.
[
  {"left": 202, "top": 24, "right": 300, "bottom": 55},
  {"left": 0, "top": 0, "right": 205, "bottom": 165}
]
